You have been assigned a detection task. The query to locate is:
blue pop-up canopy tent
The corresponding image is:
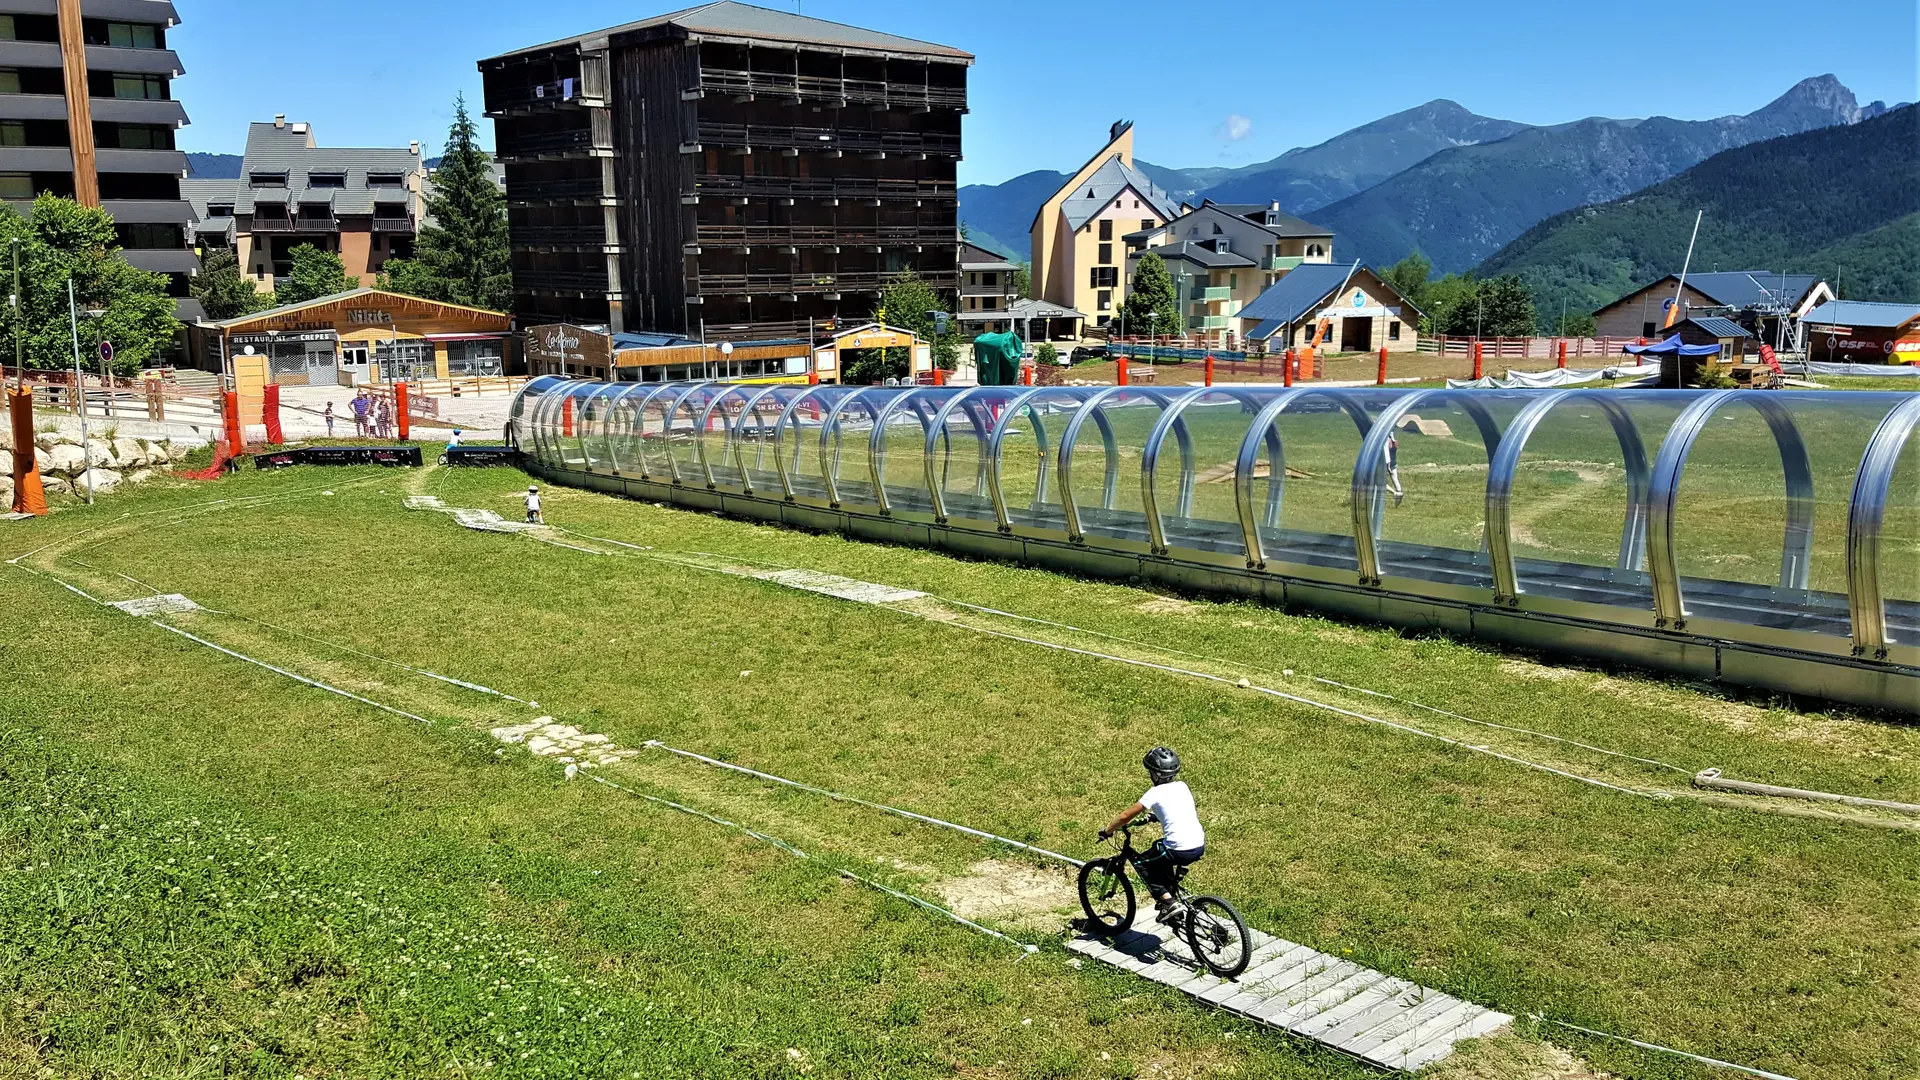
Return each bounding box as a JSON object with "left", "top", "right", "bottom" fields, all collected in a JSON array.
[
  {"left": 1625, "top": 333, "right": 1726, "bottom": 388},
  {"left": 1622, "top": 334, "right": 1724, "bottom": 357}
]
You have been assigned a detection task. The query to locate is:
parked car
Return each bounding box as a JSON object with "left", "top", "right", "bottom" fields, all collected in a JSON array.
[{"left": 1069, "top": 345, "right": 1107, "bottom": 364}]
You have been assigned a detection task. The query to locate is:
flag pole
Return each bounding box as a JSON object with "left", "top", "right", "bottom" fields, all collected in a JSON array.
[{"left": 1664, "top": 210, "right": 1703, "bottom": 330}]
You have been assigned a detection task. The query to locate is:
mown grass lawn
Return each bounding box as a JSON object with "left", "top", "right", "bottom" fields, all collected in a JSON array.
[{"left": 3, "top": 462, "right": 1917, "bottom": 1079}]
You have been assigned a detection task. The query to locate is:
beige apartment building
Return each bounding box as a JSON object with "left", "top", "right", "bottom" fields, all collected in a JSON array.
[{"left": 1030, "top": 121, "right": 1180, "bottom": 330}]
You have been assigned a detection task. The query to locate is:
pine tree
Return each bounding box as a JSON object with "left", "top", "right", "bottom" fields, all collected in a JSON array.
[
  {"left": 1120, "top": 252, "right": 1182, "bottom": 335},
  {"left": 191, "top": 249, "right": 269, "bottom": 320},
  {"left": 380, "top": 96, "right": 511, "bottom": 312}
]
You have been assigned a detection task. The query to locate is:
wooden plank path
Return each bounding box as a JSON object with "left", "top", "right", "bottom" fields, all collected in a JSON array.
[{"left": 1068, "top": 922, "right": 1510, "bottom": 1070}]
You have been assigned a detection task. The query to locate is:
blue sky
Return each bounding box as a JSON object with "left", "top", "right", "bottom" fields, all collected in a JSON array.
[{"left": 174, "top": 0, "right": 1916, "bottom": 185}]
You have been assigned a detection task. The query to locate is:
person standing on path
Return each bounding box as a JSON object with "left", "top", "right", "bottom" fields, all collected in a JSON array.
[
  {"left": 351, "top": 393, "right": 369, "bottom": 438},
  {"left": 324, "top": 402, "right": 335, "bottom": 438}
]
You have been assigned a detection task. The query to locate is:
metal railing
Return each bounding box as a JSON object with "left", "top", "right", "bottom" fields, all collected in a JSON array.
[
  {"left": 507, "top": 178, "right": 611, "bottom": 204},
  {"left": 693, "top": 223, "right": 955, "bottom": 247},
  {"left": 487, "top": 77, "right": 586, "bottom": 113},
  {"left": 370, "top": 216, "right": 415, "bottom": 233},
  {"left": 694, "top": 122, "right": 961, "bottom": 156},
  {"left": 500, "top": 128, "right": 600, "bottom": 158},
  {"left": 515, "top": 268, "right": 615, "bottom": 293},
  {"left": 698, "top": 67, "right": 965, "bottom": 110},
  {"left": 514, "top": 224, "right": 611, "bottom": 246},
  {"left": 687, "top": 174, "right": 956, "bottom": 202}
]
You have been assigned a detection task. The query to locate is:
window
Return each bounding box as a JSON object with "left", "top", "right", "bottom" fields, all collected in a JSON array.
[
  {"left": 0, "top": 121, "right": 21, "bottom": 147},
  {"left": 1141, "top": 219, "right": 1153, "bottom": 232},
  {"left": 1097, "top": 290, "right": 1111, "bottom": 311},
  {"left": 308, "top": 171, "right": 347, "bottom": 189},
  {"left": 0, "top": 16, "right": 12, "bottom": 40},
  {"left": 1228, "top": 273, "right": 1237, "bottom": 289},
  {"left": 1089, "top": 266, "right": 1117, "bottom": 289},
  {"left": 1097, "top": 243, "right": 1112, "bottom": 265},
  {"left": 1389, "top": 321, "right": 1401, "bottom": 341},
  {"left": 250, "top": 172, "right": 287, "bottom": 187},
  {"left": 116, "top": 222, "right": 182, "bottom": 249},
  {"left": 0, "top": 173, "right": 31, "bottom": 200},
  {"left": 112, "top": 74, "right": 166, "bottom": 100},
  {"left": 207, "top": 202, "right": 233, "bottom": 217},
  {"left": 0, "top": 70, "right": 20, "bottom": 95},
  {"left": 1642, "top": 322, "right": 1657, "bottom": 338},
  {"left": 1212, "top": 223, "right": 1223, "bottom": 235},
  {"left": 367, "top": 172, "right": 405, "bottom": 186},
  {"left": 1132, "top": 199, "right": 1140, "bottom": 209},
  {"left": 1099, "top": 219, "right": 1113, "bottom": 241},
  {"left": 105, "top": 22, "right": 159, "bottom": 48}
]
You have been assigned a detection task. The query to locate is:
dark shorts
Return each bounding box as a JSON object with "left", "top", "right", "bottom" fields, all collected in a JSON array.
[{"left": 1133, "top": 840, "right": 1204, "bottom": 896}]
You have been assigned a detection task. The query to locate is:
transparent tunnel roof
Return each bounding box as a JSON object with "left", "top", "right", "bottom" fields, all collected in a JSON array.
[{"left": 509, "top": 379, "right": 1920, "bottom": 660}]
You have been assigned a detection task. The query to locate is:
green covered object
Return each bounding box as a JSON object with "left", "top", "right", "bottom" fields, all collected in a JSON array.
[{"left": 973, "top": 331, "right": 1025, "bottom": 386}]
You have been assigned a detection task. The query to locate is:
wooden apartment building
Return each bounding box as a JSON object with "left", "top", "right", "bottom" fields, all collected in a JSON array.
[{"left": 479, "top": 1, "right": 970, "bottom": 340}]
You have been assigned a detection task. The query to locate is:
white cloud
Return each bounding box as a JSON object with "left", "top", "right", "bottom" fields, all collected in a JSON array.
[{"left": 1217, "top": 114, "right": 1253, "bottom": 142}]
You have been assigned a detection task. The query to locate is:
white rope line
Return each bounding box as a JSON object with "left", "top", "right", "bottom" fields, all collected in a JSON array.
[
  {"left": 145, "top": 620, "right": 436, "bottom": 727},
  {"left": 643, "top": 741, "right": 1085, "bottom": 867},
  {"left": 586, "top": 773, "right": 1036, "bottom": 955},
  {"left": 192, "top": 605, "right": 530, "bottom": 704},
  {"left": 1541, "top": 1018, "right": 1804, "bottom": 1080},
  {"left": 939, "top": 599, "right": 1697, "bottom": 777}
]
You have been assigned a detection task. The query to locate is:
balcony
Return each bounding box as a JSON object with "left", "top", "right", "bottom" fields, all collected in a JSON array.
[
  {"left": 692, "top": 223, "right": 953, "bottom": 248},
  {"left": 1193, "top": 315, "right": 1231, "bottom": 331},
  {"left": 686, "top": 174, "right": 956, "bottom": 203},
  {"left": 506, "top": 178, "right": 611, "bottom": 205},
  {"left": 515, "top": 268, "right": 615, "bottom": 294},
  {"left": 96, "top": 147, "right": 190, "bottom": 175},
  {"left": 512, "top": 224, "right": 610, "bottom": 246},
  {"left": 498, "top": 127, "right": 600, "bottom": 161},
  {"left": 696, "top": 68, "right": 966, "bottom": 112},
  {"left": 693, "top": 267, "right": 955, "bottom": 297},
  {"left": 1267, "top": 256, "right": 1304, "bottom": 272},
  {"left": 691, "top": 123, "right": 961, "bottom": 157},
  {"left": 103, "top": 199, "right": 193, "bottom": 224},
  {"left": 486, "top": 77, "right": 599, "bottom": 116},
  {"left": 370, "top": 216, "right": 416, "bottom": 234},
  {"left": 84, "top": 45, "right": 184, "bottom": 77},
  {"left": 1196, "top": 286, "right": 1232, "bottom": 302}
]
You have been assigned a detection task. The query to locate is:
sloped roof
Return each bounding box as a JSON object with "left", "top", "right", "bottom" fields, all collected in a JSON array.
[
  {"left": 212, "top": 288, "right": 509, "bottom": 329},
  {"left": 490, "top": 1, "right": 971, "bottom": 61},
  {"left": 1060, "top": 156, "right": 1180, "bottom": 232},
  {"left": 1008, "top": 297, "right": 1084, "bottom": 320},
  {"left": 1684, "top": 271, "right": 1820, "bottom": 310},
  {"left": 1207, "top": 200, "right": 1332, "bottom": 239},
  {"left": 960, "top": 240, "right": 1019, "bottom": 269},
  {"left": 1803, "top": 300, "right": 1920, "bottom": 328},
  {"left": 234, "top": 122, "right": 422, "bottom": 217},
  {"left": 1141, "top": 242, "right": 1256, "bottom": 270},
  {"left": 1236, "top": 263, "right": 1362, "bottom": 326},
  {"left": 1685, "top": 316, "right": 1754, "bottom": 339}
]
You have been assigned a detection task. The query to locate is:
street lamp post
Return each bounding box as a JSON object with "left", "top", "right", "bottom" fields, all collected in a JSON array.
[{"left": 66, "top": 279, "right": 94, "bottom": 505}]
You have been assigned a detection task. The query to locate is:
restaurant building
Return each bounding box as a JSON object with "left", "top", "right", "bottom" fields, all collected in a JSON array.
[{"left": 210, "top": 288, "right": 512, "bottom": 386}]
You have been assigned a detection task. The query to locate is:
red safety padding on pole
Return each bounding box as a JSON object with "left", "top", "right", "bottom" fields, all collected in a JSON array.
[
  {"left": 1377, "top": 346, "right": 1388, "bottom": 386},
  {"left": 1472, "top": 341, "right": 1484, "bottom": 381},
  {"left": 8, "top": 386, "right": 47, "bottom": 516},
  {"left": 1558, "top": 339, "right": 1568, "bottom": 369},
  {"left": 561, "top": 394, "right": 573, "bottom": 438},
  {"left": 1204, "top": 354, "right": 1215, "bottom": 386},
  {"left": 1117, "top": 354, "right": 1130, "bottom": 387},
  {"left": 1022, "top": 364, "right": 1034, "bottom": 386},
  {"left": 223, "top": 389, "right": 243, "bottom": 456},
  {"left": 395, "top": 382, "right": 410, "bottom": 441},
  {"left": 1283, "top": 348, "right": 1294, "bottom": 387},
  {"left": 932, "top": 365, "right": 945, "bottom": 386},
  {"left": 262, "top": 383, "right": 284, "bottom": 445}
]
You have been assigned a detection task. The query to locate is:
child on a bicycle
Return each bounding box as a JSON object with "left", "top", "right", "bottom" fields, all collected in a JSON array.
[{"left": 1099, "top": 746, "right": 1205, "bottom": 921}]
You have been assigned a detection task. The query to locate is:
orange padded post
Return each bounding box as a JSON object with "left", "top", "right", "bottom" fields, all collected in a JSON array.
[
  {"left": 395, "top": 382, "right": 410, "bottom": 441},
  {"left": 1283, "top": 348, "right": 1294, "bottom": 387},
  {"left": 1117, "top": 354, "right": 1130, "bottom": 387},
  {"left": 263, "top": 383, "right": 283, "bottom": 445},
  {"left": 222, "top": 389, "right": 243, "bottom": 456},
  {"left": 1377, "top": 346, "right": 1388, "bottom": 386},
  {"left": 8, "top": 387, "right": 47, "bottom": 515},
  {"left": 1558, "top": 339, "right": 1568, "bottom": 369},
  {"left": 1204, "top": 354, "right": 1215, "bottom": 386},
  {"left": 561, "top": 394, "right": 573, "bottom": 438},
  {"left": 1472, "top": 341, "right": 1484, "bottom": 380}
]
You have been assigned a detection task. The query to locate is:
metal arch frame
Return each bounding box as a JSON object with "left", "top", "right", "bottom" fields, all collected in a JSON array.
[
  {"left": 770, "top": 384, "right": 839, "bottom": 500},
  {"left": 1234, "top": 389, "right": 1374, "bottom": 569},
  {"left": 817, "top": 386, "right": 892, "bottom": 507},
  {"left": 653, "top": 381, "right": 716, "bottom": 484},
  {"left": 1055, "top": 386, "right": 1136, "bottom": 542},
  {"left": 665, "top": 384, "right": 724, "bottom": 484},
  {"left": 694, "top": 384, "right": 763, "bottom": 489},
  {"left": 1485, "top": 390, "right": 1653, "bottom": 601},
  {"left": 624, "top": 382, "right": 690, "bottom": 480},
  {"left": 505, "top": 376, "right": 563, "bottom": 451},
  {"left": 1351, "top": 389, "right": 1505, "bottom": 586},
  {"left": 529, "top": 383, "right": 589, "bottom": 466},
  {"left": 985, "top": 387, "right": 1071, "bottom": 531},
  {"left": 921, "top": 386, "right": 998, "bottom": 522},
  {"left": 723, "top": 385, "right": 790, "bottom": 494},
  {"left": 1846, "top": 393, "right": 1920, "bottom": 656},
  {"left": 1646, "top": 391, "right": 1816, "bottom": 626},
  {"left": 601, "top": 382, "right": 654, "bottom": 477},
  {"left": 574, "top": 383, "right": 625, "bottom": 472},
  {"left": 868, "top": 387, "right": 952, "bottom": 516},
  {"left": 1141, "top": 387, "right": 1259, "bottom": 556}
]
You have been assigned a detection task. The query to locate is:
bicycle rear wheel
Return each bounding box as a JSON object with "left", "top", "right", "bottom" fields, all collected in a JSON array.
[
  {"left": 1184, "top": 895, "right": 1251, "bottom": 977},
  {"left": 1077, "top": 857, "right": 1135, "bottom": 934}
]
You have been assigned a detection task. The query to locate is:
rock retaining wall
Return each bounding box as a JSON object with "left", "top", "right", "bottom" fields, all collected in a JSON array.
[{"left": 1, "top": 426, "right": 189, "bottom": 502}]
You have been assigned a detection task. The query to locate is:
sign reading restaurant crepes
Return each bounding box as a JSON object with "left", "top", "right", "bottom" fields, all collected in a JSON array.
[{"left": 525, "top": 323, "right": 610, "bottom": 369}]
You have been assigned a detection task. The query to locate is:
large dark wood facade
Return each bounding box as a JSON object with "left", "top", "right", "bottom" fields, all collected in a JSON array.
[{"left": 479, "top": 5, "right": 969, "bottom": 339}]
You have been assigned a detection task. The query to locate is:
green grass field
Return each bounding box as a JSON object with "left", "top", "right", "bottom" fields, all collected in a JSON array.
[{"left": 3, "top": 460, "right": 1918, "bottom": 1079}]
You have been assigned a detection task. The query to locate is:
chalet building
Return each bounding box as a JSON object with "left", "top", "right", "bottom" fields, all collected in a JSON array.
[
  {"left": 1801, "top": 301, "right": 1920, "bottom": 364},
  {"left": 1592, "top": 271, "right": 1831, "bottom": 344},
  {"left": 1029, "top": 121, "right": 1180, "bottom": 329},
  {"left": 957, "top": 239, "right": 1019, "bottom": 334},
  {"left": 1236, "top": 262, "right": 1421, "bottom": 354},
  {"left": 479, "top": 1, "right": 970, "bottom": 340},
  {"left": 0, "top": 0, "right": 199, "bottom": 317},
  {"left": 185, "top": 117, "right": 425, "bottom": 294}
]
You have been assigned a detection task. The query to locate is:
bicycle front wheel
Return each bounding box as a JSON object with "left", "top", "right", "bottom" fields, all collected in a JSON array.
[
  {"left": 1077, "top": 857, "right": 1135, "bottom": 935},
  {"left": 1184, "top": 895, "right": 1251, "bottom": 977}
]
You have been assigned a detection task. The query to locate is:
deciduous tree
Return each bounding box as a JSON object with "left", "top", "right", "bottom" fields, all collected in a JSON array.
[
  {"left": 271, "top": 244, "right": 353, "bottom": 307},
  {"left": 0, "top": 195, "right": 179, "bottom": 375},
  {"left": 843, "top": 272, "right": 958, "bottom": 384},
  {"left": 191, "top": 249, "right": 269, "bottom": 321}
]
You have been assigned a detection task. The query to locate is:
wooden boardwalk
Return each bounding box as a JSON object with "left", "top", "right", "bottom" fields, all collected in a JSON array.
[{"left": 1068, "top": 922, "right": 1510, "bottom": 1070}]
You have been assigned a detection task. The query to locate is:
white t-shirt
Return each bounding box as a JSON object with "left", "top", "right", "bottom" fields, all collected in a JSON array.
[
  {"left": 525, "top": 493, "right": 541, "bottom": 512},
  {"left": 1141, "top": 781, "right": 1204, "bottom": 852}
]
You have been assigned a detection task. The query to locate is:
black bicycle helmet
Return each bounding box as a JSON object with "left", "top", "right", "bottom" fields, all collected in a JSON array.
[{"left": 1143, "top": 746, "right": 1182, "bottom": 784}]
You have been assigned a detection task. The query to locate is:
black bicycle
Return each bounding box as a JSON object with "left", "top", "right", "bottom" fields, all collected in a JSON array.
[{"left": 1078, "top": 820, "right": 1252, "bottom": 977}]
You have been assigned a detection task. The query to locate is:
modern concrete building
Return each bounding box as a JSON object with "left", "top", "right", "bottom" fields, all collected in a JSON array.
[
  {"left": 957, "top": 239, "right": 1018, "bottom": 333},
  {"left": 479, "top": 1, "right": 970, "bottom": 340},
  {"left": 186, "top": 117, "right": 425, "bottom": 293},
  {"left": 0, "top": 0, "right": 198, "bottom": 316},
  {"left": 1029, "top": 121, "right": 1179, "bottom": 329}
]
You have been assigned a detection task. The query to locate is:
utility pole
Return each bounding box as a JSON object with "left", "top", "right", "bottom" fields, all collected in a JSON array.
[
  {"left": 10, "top": 237, "right": 21, "bottom": 393},
  {"left": 67, "top": 279, "right": 93, "bottom": 505}
]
